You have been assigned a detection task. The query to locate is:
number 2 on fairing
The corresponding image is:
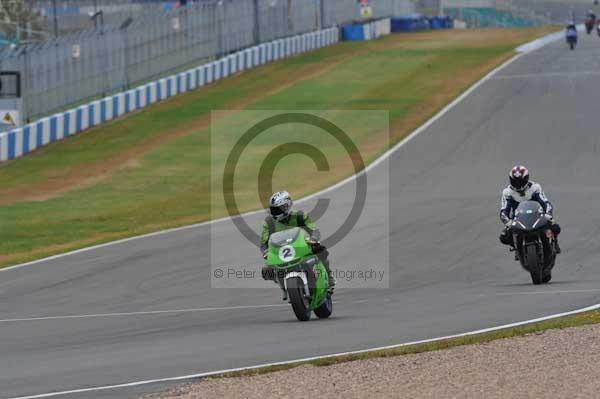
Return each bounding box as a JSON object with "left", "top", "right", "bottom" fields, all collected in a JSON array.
[{"left": 279, "top": 245, "right": 295, "bottom": 262}]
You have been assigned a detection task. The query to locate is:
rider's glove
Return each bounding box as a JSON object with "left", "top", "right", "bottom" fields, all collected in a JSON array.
[{"left": 261, "top": 266, "right": 275, "bottom": 281}]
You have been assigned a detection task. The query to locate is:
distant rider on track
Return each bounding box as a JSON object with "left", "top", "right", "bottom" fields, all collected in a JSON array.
[
  {"left": 260, "top": 191, "right": 336, "bottom": 300},
  {"left": 566, "top": 21, "right": 578, "bottom": 39},
  {"left": 499, "top": 166, "right": 561, "bottom": 256},
  {"left": 586, "top": 10, "right": 596, "bottom": 33}
]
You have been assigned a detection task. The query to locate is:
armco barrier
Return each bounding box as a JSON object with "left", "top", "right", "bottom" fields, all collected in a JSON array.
[
  {"left": 375, "top": 18, "right": 391, "bottom": 37},
  {"left": 0, "top": 27, "right": 339, "bottom": 162}
]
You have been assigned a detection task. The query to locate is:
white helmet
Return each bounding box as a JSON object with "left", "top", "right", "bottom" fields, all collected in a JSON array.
[
  {"left": 509, "top": 165, "right": 530, "bottom": 194},
  {"left": 269, "top": 191, "right": 293, "bottom": 222}
]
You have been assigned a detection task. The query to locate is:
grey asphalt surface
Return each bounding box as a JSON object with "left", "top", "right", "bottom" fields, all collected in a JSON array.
[{"left": 3, "top": 36, "right": 600, "bottom": 399}]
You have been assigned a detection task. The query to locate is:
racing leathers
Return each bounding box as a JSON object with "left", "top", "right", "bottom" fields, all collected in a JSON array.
[{"left": 566, "top": 24, "right": 578, "bottom": 39}]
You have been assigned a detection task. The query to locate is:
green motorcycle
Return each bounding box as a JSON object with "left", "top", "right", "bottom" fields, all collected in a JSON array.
[{"left": 263, "top": 227, "right": 332, "bottom": 321}]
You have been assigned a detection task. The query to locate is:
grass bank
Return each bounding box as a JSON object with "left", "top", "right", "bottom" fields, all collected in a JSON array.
[{"left": 0, "top": 27, "right": 555, "bottom": 267}]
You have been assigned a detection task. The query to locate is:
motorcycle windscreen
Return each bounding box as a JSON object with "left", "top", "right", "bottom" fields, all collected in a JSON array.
[
  {"left": 269, "top": 227, "right": 301, "bottom": 247},
  {"left": 514, "top": 201, "right": 545, "bottom": 230}
]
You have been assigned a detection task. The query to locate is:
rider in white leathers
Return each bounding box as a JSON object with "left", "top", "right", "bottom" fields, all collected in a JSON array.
[{"left": 499, "top": 166, "right": 561, "bottom": 254}]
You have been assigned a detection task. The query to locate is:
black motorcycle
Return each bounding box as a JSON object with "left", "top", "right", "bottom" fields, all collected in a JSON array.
[
  {"left": 508, "top": 201, "right": 557, "bottom": 285},
  {"left": 586, "top": 18, "right": 595, "bottom": 34}
]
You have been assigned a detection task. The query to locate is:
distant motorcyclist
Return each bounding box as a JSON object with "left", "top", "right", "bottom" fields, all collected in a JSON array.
[
  {"left": 566, "top": 21, "right": 578, "bottom": 36},
  {"left": 260, "top": 191, "right": 336, "bottom": 299},
  {"left": 499, "top": 166, "right": 561, "bottom": 255},
  {"left": 566, "top": 21, "right": 578, "bottom": 49},
  {"left": 586, "top": 11, "right": 596, "bottom": 33}
]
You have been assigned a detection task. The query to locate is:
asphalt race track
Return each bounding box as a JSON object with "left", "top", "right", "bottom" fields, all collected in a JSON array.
[{"left": 3, "top": 37, "right": 600, "bottom": 399}]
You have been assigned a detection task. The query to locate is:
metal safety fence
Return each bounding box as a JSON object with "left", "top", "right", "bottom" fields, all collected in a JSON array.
[
  {"left": 0, "top": 27, "right": 341, "bottom": 161},
  {"left": 3, "top": 0, "right": 414, "bottom": 122}
]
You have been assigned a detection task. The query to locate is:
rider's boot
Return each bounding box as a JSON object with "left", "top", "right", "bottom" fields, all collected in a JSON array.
[
  {"left": 324, "top": 260, "right": 336, "bottom": 294},
  {"left": 555, "top": 239, "right": 562, "bottom": 254},
  {"left": 509, "top": 246, "right": 518, "bottom": 261},
  {"left": 328, "top": 274, "right": 336, "bottom": 295},
  {"left": 281, "top": 287, "right": 288, "bottom": 301}
]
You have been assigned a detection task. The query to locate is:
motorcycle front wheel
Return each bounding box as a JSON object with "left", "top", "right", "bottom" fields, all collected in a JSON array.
[
  {"left": 287, "top": 277, "right": 311, "bottom": 321},
  {"left": 526, "top": 245, "right": 543, "bottom": 285},
  {"left": 542, "top": 271, "right": 552, "bottom": 283},
  {"left": 314, "top": 295, "right": 333, "bottom": 319}
]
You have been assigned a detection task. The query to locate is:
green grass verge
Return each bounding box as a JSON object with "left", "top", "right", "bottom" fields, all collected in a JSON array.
[
  {"left": 0, "top": 27, "right": 556, "bottom": 267},
  {"left": 212, "top": 307, "right": 600, "bottom": 379}
]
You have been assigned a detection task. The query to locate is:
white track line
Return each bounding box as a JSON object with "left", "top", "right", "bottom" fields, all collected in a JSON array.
[
  {"left": 0, "top": 304, "right": 288, "bottom": 323},
  {"left": 0, "top": 52, "right": 524, "bottom": 274},
  {"left": 4, "top": 289, "right": 599, "bottom": 323},
  {"left": 485, "top": 289, "right": 600, "bottom": 296},
  {"left": 9, "top": 302, "right": 600, "bottom": 399},
  {"left": 492, "top": 70, "right": 600, "bottom": 80},
  {"left": 3, "top": 299, "right": 349, "bottom": 323}
]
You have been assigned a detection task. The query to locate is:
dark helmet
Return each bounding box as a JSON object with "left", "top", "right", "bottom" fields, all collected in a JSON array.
[
  {"left": 269, "top": 191, "right": 292, "bottom": 222},
  {"left": 509, "top": 165, "right": 530, "bottom": 193}
]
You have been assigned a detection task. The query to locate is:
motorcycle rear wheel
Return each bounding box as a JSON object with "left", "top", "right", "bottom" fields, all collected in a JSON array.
[{"left": 287, "top": 277, "right": 311, "bottom": 321}]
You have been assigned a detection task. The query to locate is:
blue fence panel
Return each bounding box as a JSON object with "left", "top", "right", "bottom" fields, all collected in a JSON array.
[{"left": 342, "top": 24, "right": 365, "bottom": 41}]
